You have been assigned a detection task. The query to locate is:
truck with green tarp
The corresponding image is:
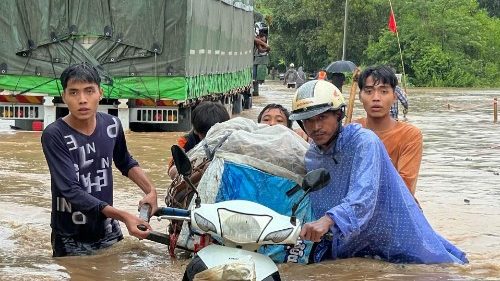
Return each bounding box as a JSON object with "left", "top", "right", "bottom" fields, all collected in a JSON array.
[{"left": 0, "top": 0, "right": 255, "bottom": 131}]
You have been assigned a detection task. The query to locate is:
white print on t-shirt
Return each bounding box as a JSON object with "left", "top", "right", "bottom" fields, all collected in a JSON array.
[
  {"left": 78, "top": 142, "right": 95, "bottom": 169},
  {"left": 55, "top": 197, "right": 87, "bottom": 224},
  {"left": 64, "top": 136, "right": 112, "bottom": 194},
  {"left": 107, "top": 117, "right": 118, "bottom": 138},
  {"left": 56, "top": 117, "right": 120, "bottom": 225}
]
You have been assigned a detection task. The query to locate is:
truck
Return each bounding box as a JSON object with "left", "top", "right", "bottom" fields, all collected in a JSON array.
[{"left": 0, "top": 0, "right": 255, "bottom": 132}]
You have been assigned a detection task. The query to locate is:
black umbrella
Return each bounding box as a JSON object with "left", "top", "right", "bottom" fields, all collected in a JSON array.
[{"left": 325, "top": 60, "right": 357, "bottom": 73}]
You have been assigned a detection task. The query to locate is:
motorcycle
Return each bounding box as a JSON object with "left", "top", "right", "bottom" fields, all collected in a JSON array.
[{"left": 138, "top": 145, "right": 330, "bottom": 280}]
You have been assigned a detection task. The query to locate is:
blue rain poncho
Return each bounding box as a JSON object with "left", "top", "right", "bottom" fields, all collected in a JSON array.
[{"left": 306, "top": 123, "right": 468, "bottom": 264}]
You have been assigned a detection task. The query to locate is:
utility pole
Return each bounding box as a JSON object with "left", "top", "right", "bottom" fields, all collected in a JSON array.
[{"left": 342, "top": 0, "right": 348, "bottom": 61}]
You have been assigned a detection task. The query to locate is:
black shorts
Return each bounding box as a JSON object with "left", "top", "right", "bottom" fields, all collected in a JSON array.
[{"left": 51, "top": 228, "right": 123, "bottom": 257}]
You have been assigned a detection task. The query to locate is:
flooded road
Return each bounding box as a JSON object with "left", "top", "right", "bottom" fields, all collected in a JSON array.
[{"left": 1, "top": 81, "right": 499, "bottom": 280}]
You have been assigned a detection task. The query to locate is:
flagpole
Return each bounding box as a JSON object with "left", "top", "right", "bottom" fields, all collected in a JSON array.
[
  {"left": 388, "top": 0, "right": 408, "bottom": 95},
  {"left": 342, "top": 0, "right": 348, "bottom": 61}
]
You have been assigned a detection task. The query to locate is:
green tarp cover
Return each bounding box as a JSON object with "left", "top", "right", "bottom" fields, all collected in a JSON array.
[
  {"left": 0, "top": 0, "right": 253, "bottom": 100},
  {"left": 0, "top": 70, "right": 251, "bottom": 100}
]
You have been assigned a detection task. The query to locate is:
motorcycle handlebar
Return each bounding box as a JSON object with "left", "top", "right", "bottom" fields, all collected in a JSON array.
[
  {"left": 323, "top": 232, "right": 333, "bottom": 241},
  {"left": 154, "top": 207, "right": 190, "bottom": 217},
  {"left": 137, "top": 203, "right": 152, "bottom": 231}
]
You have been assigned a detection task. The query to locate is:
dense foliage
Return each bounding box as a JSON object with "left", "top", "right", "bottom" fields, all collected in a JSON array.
[{"left": 256, "top": 0, "right": 500, "bottom": 87}]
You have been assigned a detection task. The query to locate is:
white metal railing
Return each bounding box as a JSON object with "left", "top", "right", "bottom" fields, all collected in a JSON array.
[
  {"left": 129, "top": 107, "right": 179, "bottom": 123},
  {"left": 0, "top": 104, "right": 44, "bottom": 120}
]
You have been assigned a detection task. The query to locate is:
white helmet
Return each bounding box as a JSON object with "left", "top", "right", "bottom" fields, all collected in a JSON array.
[
  {"left": 289, "top": 80, "right": 345, "bottom": 121},
  {"left": 289, "top": 63, "right": 295, "bottom": 68}
]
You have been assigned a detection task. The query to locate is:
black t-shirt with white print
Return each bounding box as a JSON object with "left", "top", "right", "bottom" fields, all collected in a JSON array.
[{"left": 42, "top": 112, "right": 138, "bottom": 254}]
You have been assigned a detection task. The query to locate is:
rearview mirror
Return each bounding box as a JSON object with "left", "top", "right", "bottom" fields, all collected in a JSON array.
[
  {"left": 290, "top": 168, "right": 330, "bottom": 225},
  {"left": 302, "top": 168, "right": 330, "bottom": 193},
  {"left": 171, "top": 145, "right": 192, "bottom": 177}
]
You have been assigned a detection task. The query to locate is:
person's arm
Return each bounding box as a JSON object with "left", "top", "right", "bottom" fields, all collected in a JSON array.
[
  {"left": 127, "top": 166, "right": 158, "bottom": 212},
  {"left": 300, "top": 215, "right": 334, "bottom": 242},
  {"left": 396, "top": 127, "right": 423, "bottom": 194},
  {"left": 326, "top": 137, "right": 382, "bottom": 240},
  {"left": 41, "top": 128, "right": 106, "bottom": 215},
  {"left": 112, "top": 118, "right": 158, "bottom": 212},
  {"left": 254, "top": 37, "right": 270, "bottom": 51},
  {"left": 102, "top": 205, "right": 152, "bottom": 239}
]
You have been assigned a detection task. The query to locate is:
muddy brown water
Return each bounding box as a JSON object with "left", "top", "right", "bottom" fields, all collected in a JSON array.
[{"left": 0, "top": 81, "right": 499, "bottom": 280}]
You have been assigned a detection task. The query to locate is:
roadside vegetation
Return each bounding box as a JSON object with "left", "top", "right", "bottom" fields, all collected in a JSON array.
[{"left": 256, "top": 0, "right": 500, "bottom": 87}]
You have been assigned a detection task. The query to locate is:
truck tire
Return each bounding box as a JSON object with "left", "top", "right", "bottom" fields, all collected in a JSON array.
[
  {"left": 243, "top": 93, "right": 252, "bottom": 110},
  {"left": 232, "top": 94, "right": 243, "bottom": 115},
  {"left": 252, "top": 80, "right": 259, "bottom": 96}
]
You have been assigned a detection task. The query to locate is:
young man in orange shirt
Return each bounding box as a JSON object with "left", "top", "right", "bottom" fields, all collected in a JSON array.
[{"left": 355, "top": 65, "right": 422, "bottom": 195}]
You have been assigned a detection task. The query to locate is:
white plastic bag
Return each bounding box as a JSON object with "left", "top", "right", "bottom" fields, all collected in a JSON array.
[{"left": 193, "top": 255, "right": 256, "bottom": 281}]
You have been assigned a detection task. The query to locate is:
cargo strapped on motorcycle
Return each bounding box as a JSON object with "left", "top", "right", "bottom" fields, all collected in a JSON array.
[{"left": 165, "top": 132, "right": 232, "bottom": 235}]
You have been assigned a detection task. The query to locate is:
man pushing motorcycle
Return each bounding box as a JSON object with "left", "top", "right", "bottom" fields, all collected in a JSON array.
[{"left": 290, "top": 79, "right": 468, "bottom": 264}]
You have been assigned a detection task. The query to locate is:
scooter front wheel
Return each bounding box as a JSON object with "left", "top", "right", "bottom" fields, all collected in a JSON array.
[{"left": 182, "top": 256, "right": 282, "bottom": 281}]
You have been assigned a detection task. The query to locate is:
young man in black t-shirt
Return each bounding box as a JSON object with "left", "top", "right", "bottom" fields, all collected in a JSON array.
[{"left": 41, "top": 63, "right": 158, "bottom": 257}]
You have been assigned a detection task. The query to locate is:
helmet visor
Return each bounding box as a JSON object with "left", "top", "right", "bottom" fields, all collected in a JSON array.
[{"left": 289, "top": 105, "right": 332, "bottom": 121}]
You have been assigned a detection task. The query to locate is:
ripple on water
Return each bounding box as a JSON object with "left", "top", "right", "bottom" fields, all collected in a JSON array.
[{"left": 1, "top": 86, "right": 500, "bottom": 280}]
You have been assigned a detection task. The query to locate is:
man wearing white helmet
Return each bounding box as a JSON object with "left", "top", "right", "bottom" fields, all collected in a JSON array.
[{"left": 290, "top": 80, "right": 467, "bottom": 264}]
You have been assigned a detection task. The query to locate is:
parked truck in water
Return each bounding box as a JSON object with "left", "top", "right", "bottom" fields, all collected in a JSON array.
[{"left": 0, "top": 0, "right": 255, "bottom": 131}]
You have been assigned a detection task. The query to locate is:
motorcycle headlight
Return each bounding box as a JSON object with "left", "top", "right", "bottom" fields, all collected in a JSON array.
[
  {"left": 263, "top": 228, "right": 293, "bottom": 243},
  {"left": 218, "top": 209, "right": 272, "bottom": 244},
  {"left": 194, "top": 213, "right": 217, "bottom": 233}
]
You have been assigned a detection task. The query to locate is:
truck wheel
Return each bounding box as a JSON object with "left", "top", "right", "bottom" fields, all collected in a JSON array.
[
  {"left": 232, "top": 94, "right": 243, "bottom": 114},
  {"left": 243, "top": 93, "right": 252, "bottom": 110},
  {"left": 182, "top": 256, "right": 208, "bottom": 281},
  {"left": 252, "top": 81, "right": 259, "bottom": 96}
]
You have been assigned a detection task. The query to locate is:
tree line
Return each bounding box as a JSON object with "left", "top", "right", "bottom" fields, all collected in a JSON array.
[{"left": 256, "top": 0, "right": 500, "bottom": 87}]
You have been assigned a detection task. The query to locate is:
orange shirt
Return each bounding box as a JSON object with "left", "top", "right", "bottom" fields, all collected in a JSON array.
[{"left": 355, "top": 118, "right": 423, "bottom": 195}]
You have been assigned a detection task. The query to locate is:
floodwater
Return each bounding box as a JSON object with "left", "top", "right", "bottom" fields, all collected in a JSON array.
[{"left": 0, "top": 81, "right": 499, "bottom": 280}]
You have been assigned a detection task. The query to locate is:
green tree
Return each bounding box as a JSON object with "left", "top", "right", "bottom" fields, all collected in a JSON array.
[
  {"left": 478, "top": 0, "right": 500, "bottom": 17},
  {"left": 257, "top": 0, "right": 500, "bottom": 87},
  {"left": 365, "top": 0, "right": 500, "bottom": 86}
]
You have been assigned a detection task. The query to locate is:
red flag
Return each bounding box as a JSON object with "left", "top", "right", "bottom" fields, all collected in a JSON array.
[{"left": 388, "top": 9, "right": 397, "bottom": 33}]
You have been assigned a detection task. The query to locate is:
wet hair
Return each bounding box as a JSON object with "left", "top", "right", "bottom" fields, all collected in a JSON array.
[
  {"left": 257, "top": 103, "right": 292, "bottom": 128},
  {"left": 358, "top": 65, "right": 398, "bottom": 90},
  {"left": 60, "top": 62, "right": 101, "bottom": 91},
  {"left": 191, "top": 101, "right": 230, "bottom": 136}
]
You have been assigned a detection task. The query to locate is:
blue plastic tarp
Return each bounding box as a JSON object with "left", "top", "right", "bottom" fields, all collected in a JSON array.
[{"left": 215, "top": 161, "right": 314, "bottom": 264}]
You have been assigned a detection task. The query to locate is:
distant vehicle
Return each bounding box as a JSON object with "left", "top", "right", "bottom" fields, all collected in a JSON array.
[{"left": 279, "top": 73, "right": 285, "bottom": 80}]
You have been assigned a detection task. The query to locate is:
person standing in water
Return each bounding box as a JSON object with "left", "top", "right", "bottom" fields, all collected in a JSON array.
[
  {"left": 355, "top": 65, "right": 422, "bottom": 196},
  {"left": 41, "top": 63, "right": 158, "bottom": 257},
  {"left": 289, "top": 79, "right": 467, "bottom": 264}
]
